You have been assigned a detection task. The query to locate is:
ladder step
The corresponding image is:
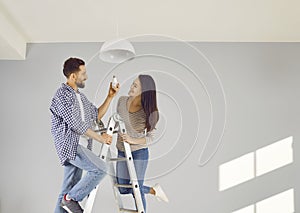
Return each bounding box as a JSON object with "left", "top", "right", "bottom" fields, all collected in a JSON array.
[
  {"left": 95, "top": 129, "right": 118, "bottom": 134},
  {"left": 94, "top": 128, "right": 107, "bottom": 133},
  {"left": 114, "top": 183, "right": 134, "bottom": 188},
  {"left": 119, "top": 208, "right": 139, "bottom": 213},
  {"left": 109, "top": 157, "right": 127, "bottom": 162}
]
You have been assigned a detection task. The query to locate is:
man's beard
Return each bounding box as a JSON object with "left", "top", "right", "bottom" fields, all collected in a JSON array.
[{"left": 76, "top": 81, "right": 85, "bottom": 88}]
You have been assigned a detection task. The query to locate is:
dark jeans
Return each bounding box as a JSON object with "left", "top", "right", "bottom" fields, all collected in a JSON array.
[{"left": 116, "top": 148, "right": 151, "bottom": 212}]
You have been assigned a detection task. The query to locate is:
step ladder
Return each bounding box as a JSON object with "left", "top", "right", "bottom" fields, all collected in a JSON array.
[{"left": 84, "top": 113, "right": 145, "bottom": 213}]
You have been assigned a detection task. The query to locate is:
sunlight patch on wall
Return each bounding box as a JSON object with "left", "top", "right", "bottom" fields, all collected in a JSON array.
[
  {"left": 232, "top": 205, "right": 254, "bottom": 213},
  {"left": 256, "top": 189, "right": 294, "bottom": 213},
  {"left": 219, "top": 153, "right": 254, "bottom": 191},
  {"left": 232, "top": 189, "right": 294, "bottom": 213},
  {"left": 256, "top": 136, "right": 293, "bottom": 176},
  {"left": 219, "top": 136, "right": 293, "bottom": 191}
]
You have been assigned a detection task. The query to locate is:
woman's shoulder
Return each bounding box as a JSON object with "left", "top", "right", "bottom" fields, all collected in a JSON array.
[
  {"left": 118, "top": 96, "right": 128, "bottom": 103},
  {"left": 117, "top": 96, "right": 128, "bottom": 109}
]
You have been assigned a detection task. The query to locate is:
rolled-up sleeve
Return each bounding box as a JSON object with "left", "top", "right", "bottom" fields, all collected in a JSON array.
[
  {"left": 81, "top": 93, "right": 98, "bottom": 121},
  {"left": 89, "top": 101, "right": 98, "bottom": 121},
  {"left": 55, "top": 93, "right": 88, "bottom": 135},
  {"left": 145, "top": 129, "right": 155, "bottom": 144}
]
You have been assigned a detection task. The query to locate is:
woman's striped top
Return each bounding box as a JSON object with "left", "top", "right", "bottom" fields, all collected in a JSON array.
[{"left": 116, "top": 96, "right": 155, "bottom": 152}]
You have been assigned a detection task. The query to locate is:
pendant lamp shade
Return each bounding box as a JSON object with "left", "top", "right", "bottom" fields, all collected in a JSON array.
[{"left": 99, "top": 38, "right": 135, "bottom": 63}]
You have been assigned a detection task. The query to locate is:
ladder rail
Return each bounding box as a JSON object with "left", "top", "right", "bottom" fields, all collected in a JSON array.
[
  {"left": 107, "top": 149, "right": 125, "bottom": 213},
  {"left": 119, "top": 122, "right": 145, "bottom": 213},
  {"left": 84, "top": 113, "right": 145, "bottom": 213}
]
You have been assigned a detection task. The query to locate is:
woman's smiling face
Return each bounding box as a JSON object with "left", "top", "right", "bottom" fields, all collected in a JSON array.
[{"left": 128, "top": 78, "right": 142, "bottom": 97}]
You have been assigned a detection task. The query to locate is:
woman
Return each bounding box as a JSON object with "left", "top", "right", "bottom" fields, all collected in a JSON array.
[{"left": 116, "top": 74, "right": 169, "bottom": 212}]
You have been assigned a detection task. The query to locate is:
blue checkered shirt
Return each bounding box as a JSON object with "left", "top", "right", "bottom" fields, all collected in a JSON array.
[{"left": 50, "top": 83, "right": 98, "bottom": 165}]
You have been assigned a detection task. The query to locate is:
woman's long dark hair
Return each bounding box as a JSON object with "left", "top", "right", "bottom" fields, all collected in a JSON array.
[{"left": 139, "top": 75, "right": 159, "bottom": 132}]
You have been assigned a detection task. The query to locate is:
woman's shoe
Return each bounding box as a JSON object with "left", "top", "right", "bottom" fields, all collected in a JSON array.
[{"left": 153, "top": 183, "right": 169, "bottom": 203}]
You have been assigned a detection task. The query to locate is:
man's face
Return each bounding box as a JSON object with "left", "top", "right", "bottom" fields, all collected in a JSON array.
[{"left": 74, "top": 65, "right": 88, "bottom": 88}]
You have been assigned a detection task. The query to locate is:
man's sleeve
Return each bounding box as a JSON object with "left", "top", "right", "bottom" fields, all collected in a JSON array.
[
  {"left": 54, "top": 93, "right": 89, "bottom": 135},
  {"left": 90, "top": 101, "right": 98, "bottom": 121}
]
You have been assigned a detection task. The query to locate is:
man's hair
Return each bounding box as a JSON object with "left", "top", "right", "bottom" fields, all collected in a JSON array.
[{"left": 63, "top": 57, "right": 85, "bottom": 78}]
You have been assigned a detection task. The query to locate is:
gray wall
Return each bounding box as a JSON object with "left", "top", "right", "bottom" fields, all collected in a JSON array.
[{"left": 0, "top": 42, "right": 299, "bottom": 213}]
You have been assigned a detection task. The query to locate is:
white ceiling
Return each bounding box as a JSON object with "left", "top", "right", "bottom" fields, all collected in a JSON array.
[{"left": 1, "top": 0, "right": 300, "bottom": 60}]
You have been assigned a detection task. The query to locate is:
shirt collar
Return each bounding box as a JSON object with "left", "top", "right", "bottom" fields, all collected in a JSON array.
[{"left": 62, "top": 83, "right": 81, "bottom": 94}]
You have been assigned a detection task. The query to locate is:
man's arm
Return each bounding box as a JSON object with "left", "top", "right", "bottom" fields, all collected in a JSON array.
[
  {"left": 85, "top": 128, "right": 112, "bottom": 145},
  {"left": 97, "top": 82, "right": 120, "bottom": 120},
  {"left": 97, "top": 95, "right": 113, "bottom": 120}
]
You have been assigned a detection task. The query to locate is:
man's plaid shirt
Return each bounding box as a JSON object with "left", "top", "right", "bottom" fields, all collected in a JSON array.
[{"left": 50, "top": 83, "right": 98, "bottom": 165}]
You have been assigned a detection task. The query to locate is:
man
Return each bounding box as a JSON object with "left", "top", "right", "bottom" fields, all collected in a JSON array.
[{"left": 50, "top": 57, "right": 119, "bottom": 213}]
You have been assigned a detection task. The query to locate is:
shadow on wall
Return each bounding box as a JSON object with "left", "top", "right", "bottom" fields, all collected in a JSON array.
[{"left": 219, "top": 136, "right": 295, "bottom": 213}]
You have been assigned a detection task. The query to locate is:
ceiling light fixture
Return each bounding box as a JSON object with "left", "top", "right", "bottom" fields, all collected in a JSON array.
[
  {"left": 99, "top": 38, "right": 135, "bottom": 63},
  {"left": 99, "top": 1, "right": 136, "bottom": 63}
]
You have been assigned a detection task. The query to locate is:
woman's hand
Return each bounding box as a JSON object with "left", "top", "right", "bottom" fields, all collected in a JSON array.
[
  {"left": 120, "top": 133, "right": 147, "bottom": 145},
  {"left": 120, "top": 133, "right": 134, "bottom": 144}
]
